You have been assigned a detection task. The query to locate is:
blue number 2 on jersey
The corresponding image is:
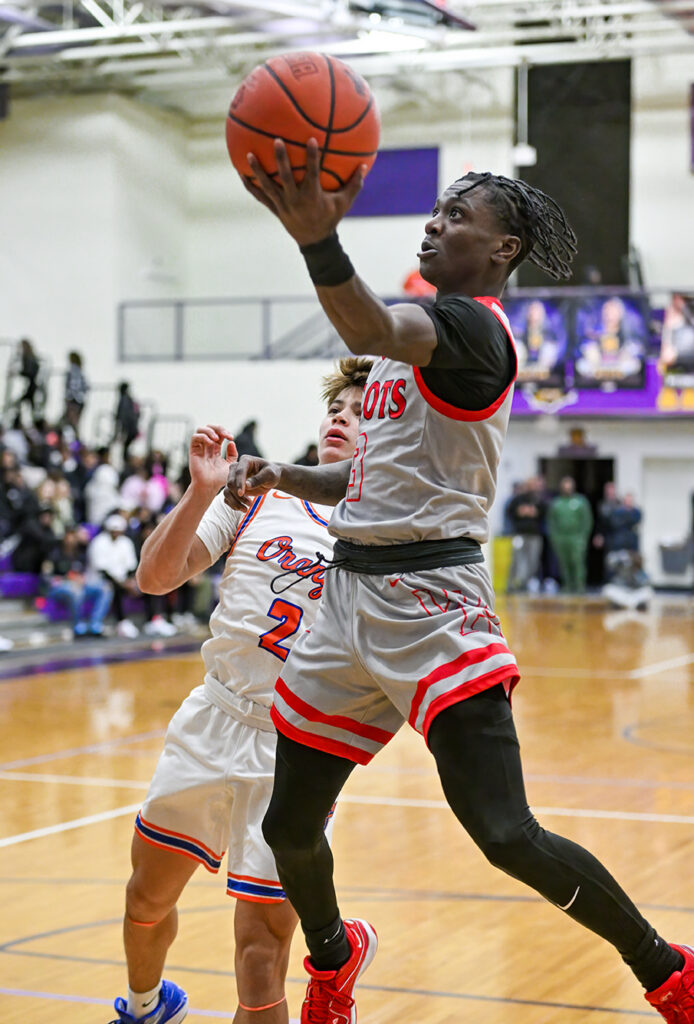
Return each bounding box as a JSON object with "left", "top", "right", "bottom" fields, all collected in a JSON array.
[{"left": 258, "top": 598, "right": 304, "bottom": 662}]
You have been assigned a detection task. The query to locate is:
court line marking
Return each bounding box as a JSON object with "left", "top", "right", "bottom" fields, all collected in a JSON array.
[
  {"left": 0, "top": 729, "right": 165, "bottom": 771},
  {"left": 0, "top": 981, "right": 650, "bottom": 1018},
  {"left": 0, "top": 771, "right": 150, "bottom": 788},
  {"left": 0, "top": 988, "right": 283, "bottom": 1020},
  {"left": 3, "top": 794, "right": 694, "bottom": 848},
  {"left": 0, "top": 803, "right": 141, "bottom": 847},
  {"left": 5, "top": 765, "right": 694, "bottom": 795}
]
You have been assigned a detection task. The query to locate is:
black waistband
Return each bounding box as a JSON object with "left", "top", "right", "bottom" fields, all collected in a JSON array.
[{"left": 331, "top": 536, "right": 483, "bottom": 575}]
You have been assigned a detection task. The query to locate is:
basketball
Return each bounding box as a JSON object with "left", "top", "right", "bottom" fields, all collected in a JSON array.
[{"left": 226, "top": 52, "right": 380, "bottom": 191}]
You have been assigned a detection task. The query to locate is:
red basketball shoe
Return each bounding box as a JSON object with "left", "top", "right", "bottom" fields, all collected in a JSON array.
[
  {"left": 301, "top": 918, "right": 378, "bottom": 1024},
  {"left": 645, "top": 944, "right": 694, "bottom": 1021}
]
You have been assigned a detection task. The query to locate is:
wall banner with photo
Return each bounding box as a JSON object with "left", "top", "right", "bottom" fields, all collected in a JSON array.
[{"left": 509, "top": 291, "right": 694, "bottom": 417}]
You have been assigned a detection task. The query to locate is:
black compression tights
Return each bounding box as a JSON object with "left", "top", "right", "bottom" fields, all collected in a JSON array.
[{"left": 263, "top": 687, "right": 678, "bottom": 989}]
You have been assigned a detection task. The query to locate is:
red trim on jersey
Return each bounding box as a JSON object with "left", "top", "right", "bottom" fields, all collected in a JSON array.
[
  {"left": 275, "top": 677, "right": 394, "bottom": 745},
  {"left": 228, "top": 870, "right": 284, "bottom": 885},
  {"left": 227, "top": 493, "right": 268, "bottom": 558},
  {"left": 420, "top": 666, "right": 520, "bottom": 742},
  {"left": 271, "top": 704, "right": 374, "bottom": 765},
  {"left": 408, "top": 641, "right": 516, "bottom": 729},
  {"left": 413, "top": 296, "right": 518, "bottom": 422}
]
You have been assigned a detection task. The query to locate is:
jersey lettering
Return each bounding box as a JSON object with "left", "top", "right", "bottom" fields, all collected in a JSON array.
[
  {"left": 362, "top": 378, "right": 407, "bottom": 421},
  {"left": 258, "top": 598, "right": 304, "bottom": 661},
  {"left": 346, "top": 431, "right": 367, "bottom": 502},
  {"left": 256, "top": 536, "right": 325, "bottom": 599}
]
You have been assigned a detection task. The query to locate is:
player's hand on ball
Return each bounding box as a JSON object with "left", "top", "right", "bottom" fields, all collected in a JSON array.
[
  {"left": 224, "top": 455, "right": 282, "bottom": 511},
  {"left": 243, "top": 138, "right": 366, "bottom": 247},
  {"left": 189, "top": 425, "right": 237, "bottom": 495}
]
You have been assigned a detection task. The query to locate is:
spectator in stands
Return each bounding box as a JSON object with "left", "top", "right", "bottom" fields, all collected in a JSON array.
[
  {"left": 43, "top": 525, "right": 112, "bottom": 638},
  {"left": 63, "top": 351, "right": 89, "bottom": 437},
  {"left": 506, "top": 476, "right": 548, "bottom": 593},
  {"left": 548, "top": 477, "right": 594, "bottom": 593},
  {"left": 85, "top": 447, "right": 120, "bottom": 525},
  {"left": 113, "top": 382, "right": 141, "bottom": 461},
  {"left": 131, "top": 513, "right": 177, "bottom": 637},
  {"left": 11, "top": 505, "right": 57, "bottom": 575},
  {"left": 2, "top": 467, "right": 40, "bottom": 541},
  {"left": 601, "top": 492, "right": 643, "bottom": 579},
  {"left": 12, "top": 338, "right": 41, "bottom": 426},
  {"left": 603, "top": 551, "right": 653, "bottom": 611},
  {"left": 37, "top": 467, "right": 74, "bottom": 537},
  {"left": 234, "top": 419, "right": 262, "bottom": 458},
  {"left": 88, "top": 513, "right": 140, "bottom": 638},
  {"left": 294, "top": 442, "right": 319, "bottom": 466}
]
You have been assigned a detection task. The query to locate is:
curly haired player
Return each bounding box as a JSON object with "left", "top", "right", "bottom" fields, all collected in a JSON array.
[
  {"left": 108, "top": 358, "right": 370, "bottom": 1024},
  {"left": 226, "top": 140, "right": 692, "bottom": 1024}
]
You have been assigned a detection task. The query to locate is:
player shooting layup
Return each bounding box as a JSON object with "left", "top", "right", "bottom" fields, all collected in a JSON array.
[
  {"left": 225, "top": 138, "right": 694, "bottom": 1024},
  {"left": 109, "top": 358, "right": 371, "bottom": 1024}
]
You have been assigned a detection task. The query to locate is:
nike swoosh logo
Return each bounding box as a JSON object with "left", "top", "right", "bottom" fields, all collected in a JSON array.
[
  {"left": 323, "top": 923, "right": 343, "bottom": 944},
  {"left": 142, "top": 995, "right": 158, "bottom": 1008}
]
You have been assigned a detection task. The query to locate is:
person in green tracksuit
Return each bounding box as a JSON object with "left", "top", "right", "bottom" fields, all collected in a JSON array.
[{"left": 548, "top": 476, "right": 594, "bottom": 592}]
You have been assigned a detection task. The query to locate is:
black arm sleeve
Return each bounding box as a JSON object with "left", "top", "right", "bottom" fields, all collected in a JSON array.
[{"left": 419, "top": 295, "right": 515, "bottom": 410}]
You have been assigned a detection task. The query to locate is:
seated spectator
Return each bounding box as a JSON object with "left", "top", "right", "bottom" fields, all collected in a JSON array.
[
  {"left": 37, "top": 467, "right": 74, "bottom": 537},
  {"left": 43, "top": 525, "right": 112, "bottom": 637},
  {"left": 88, "top": 513, "right": 140, "bottom": 638},
  {"left": 84, "top": 447, "right": 120, "bottom": 525},
  {"left": 234, "top": 419, "right": 262, "bottom": 458},
  {"left": 294, "top": 442, "right": 319, "bottom": 466},
  {"left": 11, "top": 505, "right": 57, "bottom": 574},
  {"left": 603, "top": 552, "right": 653, "bottom": 610}
]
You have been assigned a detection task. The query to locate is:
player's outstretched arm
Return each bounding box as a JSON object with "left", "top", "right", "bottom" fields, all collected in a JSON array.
[
  {"left": 137, "top": 425, "right": 236, "bottom": 595},
  {"left": 243, "top": 139, "right": 439, "bottom": 367},
  {"left": 224, "top": 455, "right": 350, "bottom": 512}
]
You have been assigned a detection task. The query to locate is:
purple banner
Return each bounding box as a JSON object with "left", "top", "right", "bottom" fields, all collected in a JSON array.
[
  {"left": 347, "top": 147, "right": 439, "bottom": 217},
  {"left": 511, "top": 358, "right": 694, "bottom": 416}
]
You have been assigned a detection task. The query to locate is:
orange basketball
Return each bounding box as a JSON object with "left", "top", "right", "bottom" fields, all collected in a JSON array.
[{"left": 226, "top": 52, "right": 380, "bottom": 191}]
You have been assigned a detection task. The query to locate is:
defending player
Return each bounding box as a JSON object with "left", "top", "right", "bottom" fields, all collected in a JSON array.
[
  {"left": 109, "top": 357, "right": 371, "bottom": 1024},
  {"left": 225, "top": 138, "right": 694, "bottom": 1024}
]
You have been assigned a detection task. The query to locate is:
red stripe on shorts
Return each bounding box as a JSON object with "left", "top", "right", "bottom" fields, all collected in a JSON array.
[
  {"left": 408, "top": 642, "right": 516, "bottom": 729},
  {"left": 275, "top": 677, "right": 395, "bottom": 745},
  {"left": 420, "top": 664, "right": 520, "bottom": 742},
  {"left": 271, "top": 704, "right": 375, "bottom": 765}
]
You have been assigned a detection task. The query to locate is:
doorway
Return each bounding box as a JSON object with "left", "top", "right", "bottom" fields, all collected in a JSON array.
[{"left": 539, "top": 456, "right": 615, "bottom": 586}]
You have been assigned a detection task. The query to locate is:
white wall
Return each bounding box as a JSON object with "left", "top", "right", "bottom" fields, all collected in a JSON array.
[
  {"left": 1, "top": 57, "right": 693, "bottom": 480},
  {"left": 631, "top": 52, "right": 694, "bottom": 289}
]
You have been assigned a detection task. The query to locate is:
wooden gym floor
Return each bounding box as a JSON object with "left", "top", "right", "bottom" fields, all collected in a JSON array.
[{"left": 1, "top": 594, "right": 693, "bottom": 1024}]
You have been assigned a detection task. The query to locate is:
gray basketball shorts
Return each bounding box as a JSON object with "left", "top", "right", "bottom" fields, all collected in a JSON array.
[{"left": 271, "top": 561, "right": 520, "bottom": 764}]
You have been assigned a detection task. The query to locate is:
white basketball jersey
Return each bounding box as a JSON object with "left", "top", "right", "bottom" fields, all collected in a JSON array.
[
  {"left": 329, "top": 296, "right": 517, "bottom": 546},
  {"left": 195, "top": 490, "right": 333, "bottom": 707}
]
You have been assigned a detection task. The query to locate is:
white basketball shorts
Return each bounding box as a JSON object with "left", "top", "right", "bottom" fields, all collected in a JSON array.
[
  {"left": 136, "top": 684, "right": 335, "bottom": 902},
  {"left": 272, "top": 561, "right": 520, "bottom": 765}
]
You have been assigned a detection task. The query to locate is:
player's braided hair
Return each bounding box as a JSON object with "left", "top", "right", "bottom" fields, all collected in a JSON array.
[
  {"left": 453, "top": 172, "right": 577, "bottom": 281},
  {"left": 321, "top": 357, "right": 373, "bottom": 406}
]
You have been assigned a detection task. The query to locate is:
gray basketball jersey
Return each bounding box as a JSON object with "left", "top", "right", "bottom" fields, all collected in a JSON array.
[{"left": 329, "top": 296, "right": 516, "bottom": 546}]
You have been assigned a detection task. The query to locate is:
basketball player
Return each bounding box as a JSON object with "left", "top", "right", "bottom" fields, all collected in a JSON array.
[
  {"left": 225, "top": 138, "right": 694, "bottom": 1024},
  {"left": 109, "top": 357, "right": 371, "bottom": 1024}
]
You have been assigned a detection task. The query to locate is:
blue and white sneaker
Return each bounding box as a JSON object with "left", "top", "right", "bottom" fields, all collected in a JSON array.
[{"left": 110, "top": 980, "right": 188, "bottom": 1023}]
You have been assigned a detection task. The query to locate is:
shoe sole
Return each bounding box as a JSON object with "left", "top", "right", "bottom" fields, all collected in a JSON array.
[
  {"left": 158, "top": 1002, "right": 188, "bottom": 1024},
  {"left": 345, "top": 919, "right": 379, "bottom": 1024}
]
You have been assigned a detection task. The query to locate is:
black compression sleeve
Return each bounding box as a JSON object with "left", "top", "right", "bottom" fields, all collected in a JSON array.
[{"left": 419, "top": 295, "right": 514, "bottom": 410}]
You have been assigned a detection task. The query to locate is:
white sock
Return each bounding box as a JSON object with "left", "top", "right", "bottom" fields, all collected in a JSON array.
[{"left": 127, "top": 982, "right": 162, "bottom": 1019}]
